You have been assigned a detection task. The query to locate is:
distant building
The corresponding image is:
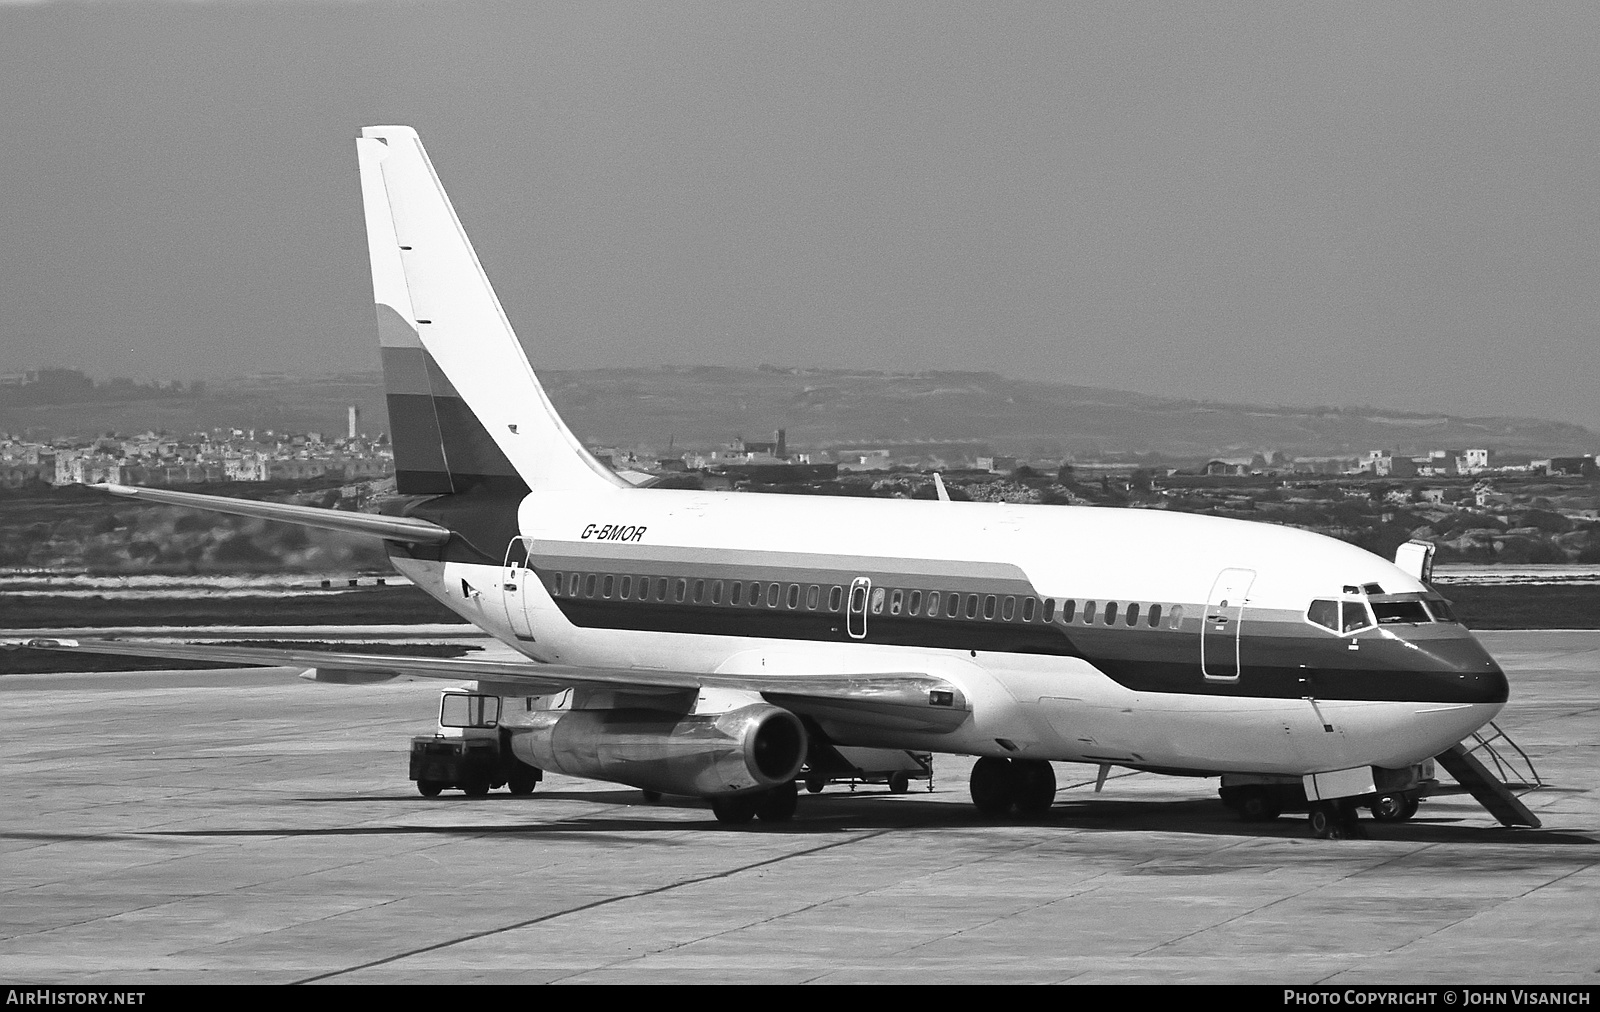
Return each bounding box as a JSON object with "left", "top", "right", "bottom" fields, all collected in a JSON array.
[
  {"left": 976, "top": 456, "right": 1017, "bottom": 474},
  {"left": 1540, "top": 455, "right": 1598, "bottom": 478},
  {"left": 1205, "top": 457, "right": 1255, "bottom": 477}
]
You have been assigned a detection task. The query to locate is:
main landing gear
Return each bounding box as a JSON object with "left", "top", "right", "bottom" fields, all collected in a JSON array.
[
  {"left": 969, "top": 757, "right": 1056, "bottom": 817},
  {"left": 710, "top": 781, "right": 799, "bottom": 825}
]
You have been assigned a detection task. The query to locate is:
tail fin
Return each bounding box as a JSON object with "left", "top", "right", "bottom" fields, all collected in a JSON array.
[{"left": 357, "top": 125, "right": 626, "bottom": 495}]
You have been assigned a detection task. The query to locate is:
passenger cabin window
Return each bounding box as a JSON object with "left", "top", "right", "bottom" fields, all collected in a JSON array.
[
  {"left": 1125, "top": 602, "right": 1139, "bottom": 626},
  {"left": 807, "top": 585, "right": 821, "bottom": 610},
  {"left": 1042, "top": 598, "right": 1055, "bottom": 622},
  {"left": 908, "top": 590, "right": 922, "bottom": 615},
  {"left": 870, "top": 587, "right": 886, "bottom": 614},
  {"left": 829, "top": 585, "right": 844, "bottom": 611},
  {"left": 1104, "top": 601, "right": 1118, "bottom": 625},
  {"left": 889, "top": 589, "right": 903, "bottom": 615},
  {"left": 1082, "top": 601, "right": 1095, "bottom": 624},
  {"left": 1147, "top": 603, "right": 1161, "bottom": 627},
  {"left": 786, "top": 584, "right": 800, "bottom": 609},
  {"left": 730, "top": 582, "right": 743, "bottom": 605}
]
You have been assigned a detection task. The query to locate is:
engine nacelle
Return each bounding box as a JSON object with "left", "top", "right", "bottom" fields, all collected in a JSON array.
[{"left": 506, "top": 703, "right": 807, "bottom": 797}]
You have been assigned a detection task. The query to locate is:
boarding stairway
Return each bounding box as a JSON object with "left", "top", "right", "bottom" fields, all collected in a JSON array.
[{"left": 1435, "top": 721, "right": 1544, "bottom": 828}]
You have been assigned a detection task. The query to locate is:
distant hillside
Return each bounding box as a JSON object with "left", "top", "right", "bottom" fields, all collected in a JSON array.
[{"left": 4, "top": 367, "right": 1595, "bottom": 461}]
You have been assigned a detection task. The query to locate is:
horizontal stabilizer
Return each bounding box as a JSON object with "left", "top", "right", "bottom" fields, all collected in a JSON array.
[{"left": 93, "top": 483, "right": 451, "bottom": 545}]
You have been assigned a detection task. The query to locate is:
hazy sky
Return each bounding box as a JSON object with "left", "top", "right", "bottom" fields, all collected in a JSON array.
[{"left": 3, "top": 2, "right": 1597, "bottom": 431}]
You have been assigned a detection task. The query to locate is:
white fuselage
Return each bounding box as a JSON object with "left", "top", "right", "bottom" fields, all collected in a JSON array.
[{"left": 389, "top": 486, "right": 1506, "bottom": 779}]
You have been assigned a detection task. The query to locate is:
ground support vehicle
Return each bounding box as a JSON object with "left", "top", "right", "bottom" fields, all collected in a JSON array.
[
  {"left": 409, "top": 691, "right": 542, "bottom": 797},
  {"left": 1219, "top": 761, "right": 1437, "bottom": 835},
  {"left": 800, "top": 746, "right": 934, "bottom": 795}
]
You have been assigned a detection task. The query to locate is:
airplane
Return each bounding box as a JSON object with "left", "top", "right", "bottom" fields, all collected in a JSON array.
[{"left": 19, "top": 126, "right": 1510, "bottom": 838}]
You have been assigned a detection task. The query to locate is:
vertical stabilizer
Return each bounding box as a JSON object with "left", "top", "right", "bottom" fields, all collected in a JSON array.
[{"left": 357, "top": 126, "right": 626, "bottom": 494}]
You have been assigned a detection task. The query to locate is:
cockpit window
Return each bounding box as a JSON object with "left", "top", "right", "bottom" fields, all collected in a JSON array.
[
  {"left": 1307, "top": 599, "right": 1340, "bottom": 631},
  {"left": 1341, "top": 600, "right": 1374, "bottom": 633},
  {"left": 1362, "top": 583, "right": 1385, "bottom": 596},
  {"left": 1424, "top": 598, "right": 1458, "bottom": 623},
  {"left": 1371, "top": 600, "right": 1430, "bottom": 625}
]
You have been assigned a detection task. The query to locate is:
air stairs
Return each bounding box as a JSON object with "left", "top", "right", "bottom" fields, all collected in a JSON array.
[{"left": 1434, "top": 721, "right": 1544, "bottom": 828}]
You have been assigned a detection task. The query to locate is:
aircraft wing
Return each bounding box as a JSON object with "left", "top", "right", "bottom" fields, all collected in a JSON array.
[{"left": 10, "top": 637, "right": 970, "bottom": 735}]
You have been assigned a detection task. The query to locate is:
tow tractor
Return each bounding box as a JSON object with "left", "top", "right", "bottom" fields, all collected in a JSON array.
[
  {"left": 409, "top": 690, "right": 543, "bottom": 797},
  {"left": 800, "top": 745, "right": 934, "bottom": 795}
]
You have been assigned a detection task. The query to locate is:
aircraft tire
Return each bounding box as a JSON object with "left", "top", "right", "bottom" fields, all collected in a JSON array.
[
  {"left": 805, "top": 778, "right": 825, "bottom": 794},
  {"left": 461, "top": 777, "right": 491, "bottom": 798},
  {"left": 756, "top": 781, "right": 799, "bottom": 822},
  {"left": 416, "top": 780, "right": 443, "bottom": 798},
  {"left": 1369, "top": 792, "right": 1418, "bottom": 822},
  {"left": 888, "top": 773, "right": 910, "bottom": 794},
  {"left": 970, "top": 757, "right": 1017, "bottom": 817},
  {"left": 507, "top": 769, "right": 539, "bottom": 796},
  {"left": 711, "top": 795, "right": 758, "bottom": 824},
  {"left": 1013, "top": 760, "right": 1056, "bottom": 816}
]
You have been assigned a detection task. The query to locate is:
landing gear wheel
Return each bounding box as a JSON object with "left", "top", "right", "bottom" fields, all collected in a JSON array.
[
  {"left": 887, "top": 772, "right": 910, "bottom": 795},
  {"left": 969, "top": 757, "right": 1017, "bottom": 817},
  {"left": 756, "top": 781, "right": 799, "bottom": 822},
  {"left": 1369, "top": 792, "right": 1419, "bottom": 822},
  {"left": 416, "top": 780, "right": 443, "bottom": 798},
  {"left": 641, "top": 790, "right": 663, "bottom": 803},
  {"left": 711, "top": 795, "right": 758, "bottom": 825},
  {"left": 1237, "top": 787, "right": 1282, "bottom": 822},
  {"left": 507, "top": 769, "right": 539, "bottom": 796},
  {"left": 805, "top": 778, "right": 825, "bottom": 794},
  {"left": 1013, "top": 759, "right": 1056, "bottom": 816}
]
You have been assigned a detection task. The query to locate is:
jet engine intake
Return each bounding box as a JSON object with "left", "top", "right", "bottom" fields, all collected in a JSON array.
[{"left": 506, "top": 703, "right": 807, "bottom": 798}]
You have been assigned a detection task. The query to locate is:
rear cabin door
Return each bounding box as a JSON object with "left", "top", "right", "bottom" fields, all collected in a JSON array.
[
  {"left": 847, "top": 576, "right": 871, "bottom": 640},
  {"left": 1201, "top": 568, "right": 1255, "bottom": 681},
  {"left": 501, "top": 537, "right": 538, "bottom": 642}
]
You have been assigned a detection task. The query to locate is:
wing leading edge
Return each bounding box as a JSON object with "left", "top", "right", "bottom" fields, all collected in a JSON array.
[{"left": 11, "top": 638, "right": 971, "bottom": 734}]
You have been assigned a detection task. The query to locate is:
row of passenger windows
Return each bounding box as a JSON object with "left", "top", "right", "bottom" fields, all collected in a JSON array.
[
  {"left": 1305, "top": 597, "right": 1456, "bottom": 634},
  {"left": 545, "top": 571, "right": 1184, "bottom": 630}
]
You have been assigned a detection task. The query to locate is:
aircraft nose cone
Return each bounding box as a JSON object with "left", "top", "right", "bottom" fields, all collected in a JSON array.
[{"left": 1401, "top": 630, "right": 1509, "bottom": 704}]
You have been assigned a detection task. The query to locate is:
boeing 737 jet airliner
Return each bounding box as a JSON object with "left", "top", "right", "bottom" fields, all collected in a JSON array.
[{"left": 24, "top": 127, "right": 1510, "bottom": 837}]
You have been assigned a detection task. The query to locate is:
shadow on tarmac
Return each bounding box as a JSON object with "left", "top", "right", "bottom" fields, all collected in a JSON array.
[{"left": 7, "top": 789, "right": 1589, "bottom": 846}]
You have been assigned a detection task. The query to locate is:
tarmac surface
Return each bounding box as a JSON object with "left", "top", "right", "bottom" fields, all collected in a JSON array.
[{"left": 0, "top": 630, "right": 1595, "bottom": 985}]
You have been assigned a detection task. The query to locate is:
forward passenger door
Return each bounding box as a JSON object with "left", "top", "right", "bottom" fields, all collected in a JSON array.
[{"left": 1202, "top": 568, "right": 1255, "bottom": 681}]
